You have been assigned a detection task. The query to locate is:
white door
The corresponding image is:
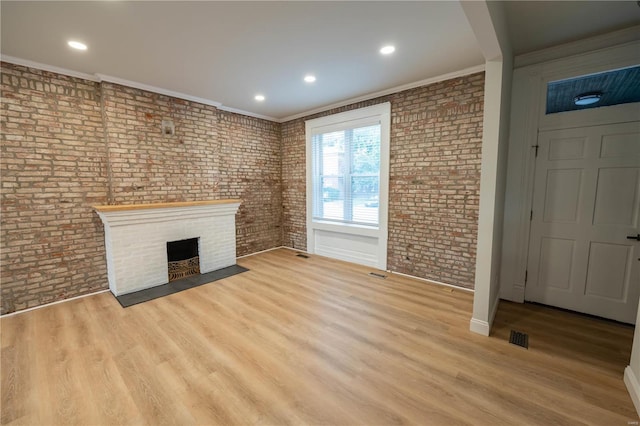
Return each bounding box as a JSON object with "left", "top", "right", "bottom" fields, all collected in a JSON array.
[{"left": 526, "top": 121, "right": 640, "bottom": 324}]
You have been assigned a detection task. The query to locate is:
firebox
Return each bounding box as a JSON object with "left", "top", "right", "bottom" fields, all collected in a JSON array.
[{"left": 166, "top": 238, "right": 200, "bottom": 282}]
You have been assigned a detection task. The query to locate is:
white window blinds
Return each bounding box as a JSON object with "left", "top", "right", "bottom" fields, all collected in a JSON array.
[{"left": 311, "top": 122, "right": 381, "bottom": 226}]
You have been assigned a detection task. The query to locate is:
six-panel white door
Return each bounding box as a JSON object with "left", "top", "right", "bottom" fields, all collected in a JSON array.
[{"left": 526, "top": 121, "right": 640, "bottom": 324}]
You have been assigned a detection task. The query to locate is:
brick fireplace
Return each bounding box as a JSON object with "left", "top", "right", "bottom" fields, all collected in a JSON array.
[{"left": 94, "top": 200, "right": 241, "bottom": 296}]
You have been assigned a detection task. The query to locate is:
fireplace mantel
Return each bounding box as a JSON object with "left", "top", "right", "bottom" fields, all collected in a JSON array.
[
  {"left": 93, "top": 199, "right": 242, "bottom": 212},
  {"left": 94, "top": 199, "right": 242, "bottom": 226},
  {"left": 94, "top": 199, "right": 242, "bottom": 296}
]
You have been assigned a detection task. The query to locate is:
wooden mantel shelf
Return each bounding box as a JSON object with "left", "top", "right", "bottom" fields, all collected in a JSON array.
[{"left": 93, "top": 199, "right": 242, "bottom": 213}]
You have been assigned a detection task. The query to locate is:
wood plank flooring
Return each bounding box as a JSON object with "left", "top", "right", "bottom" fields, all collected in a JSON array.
[{"left": 1, "top": 248, "right": 637, "bottom": 425}]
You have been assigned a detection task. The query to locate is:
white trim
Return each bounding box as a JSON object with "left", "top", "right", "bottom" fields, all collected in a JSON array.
[
  {"left": 2, "top": 55, "right": 484, "bottom": 124},
  {"left": 277, "top": 246, "right": 475, "bottom": 293},
  {"left": 0, "top": 289, "right": 110, "bottom": 318},
  {"left": 469, "top": 294, "right": 501, "bottom": 336},
  {"left": 388, "top": 271, "right": 474, "bottom": 293},
  {"left": 515, "top": 25, "right": 640, "bottom": 68},
  {"left": 217, "top": 105, "right": 279, "bottom": 123},
  {"left": 280, "top": 64, "right": 485, "bottom": 122},
  {"left": 1, "top": 55, "right": 100, "bottom": 82},
  {"left": 489, "top": 293, "right": 500, "bottom": 328},
  {"left": 625, "top": 366, "right": 640, "bottom": 417},
  {"left": 469, "top": 318, "right": 491, "bottom": 336},
  {"left": 95, "top": 73, "right": 222, "bottom": 108},
  {"left": 2, "top": 245, "right": 288, "bottom": 316},
  {"left": 499, "top": 40, "right": 640, "bottom": 306},
  {"left": 305, "top": 103, "right": 391, "bottom": 271},
  {"left": 236, "top": 246, "right": 290, "bottom": 259}
]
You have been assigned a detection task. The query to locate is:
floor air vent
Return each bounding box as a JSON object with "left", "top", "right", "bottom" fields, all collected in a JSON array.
[
  {"left": 296, "top": 253, "right": 309, "bottom": 259},
  {"left": 509, "top": 330, "right": 529, "bottom": 349},
  {"left": 369, "top": 272, "right": 387, "bottom": 279}
]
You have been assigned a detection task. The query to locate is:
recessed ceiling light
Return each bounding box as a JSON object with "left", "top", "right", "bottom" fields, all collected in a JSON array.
[
  {"left": 254, "top": 94, "right": 265, "bottom": 102},
  {"left": 574, "top": 92, "right": 602, "bottom": 106},
  {"left": 67, "top": 40, "right": 87, "bottom": 51},
  {"left": 380, "top": 45, "right": 395, "bottom": 55},
  {"left": 304, "top": 75, "right": 316, "bottom": 83}
]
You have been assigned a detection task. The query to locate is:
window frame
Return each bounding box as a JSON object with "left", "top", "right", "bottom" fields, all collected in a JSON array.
[
  {"left": 311, "top": 122, "right": 381, "bottom": 226},
  {"left": 305, "top": 102, "right": 391, "bottom": 268}
]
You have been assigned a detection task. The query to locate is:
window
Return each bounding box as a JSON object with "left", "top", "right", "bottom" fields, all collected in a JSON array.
[
  {"left": 305, "top": 103, "right": 390, "bottom": 269},
  {"left": 311, "top": 123, "right": 381, "bottom": 225}
]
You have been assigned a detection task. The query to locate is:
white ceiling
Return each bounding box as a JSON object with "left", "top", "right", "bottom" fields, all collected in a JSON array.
[
  {"left": 1, "top": 1, "right": 637, "bottom": 121},
  {"left": 504, "top": 1, "right": 640, "bottom": 56}
]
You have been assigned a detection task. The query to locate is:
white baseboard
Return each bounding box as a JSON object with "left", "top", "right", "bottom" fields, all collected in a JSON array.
[
  {"left": 470, "top": 294, "right": 501, "bottom": 337},
  {"left": 388, "top": 270, "right": 474, "bottom": 293},
  {"left": 625, "top": 366, "right": 640, "bottom": 417},
  {"left": 236, "top": 245, "right": 308, "bottom": 260},
  {"left": 469, "top": 318, "right": 490, "bottom": 336},
  {"left": 0, "top": 289, "right": 110, "bottom": 318}
]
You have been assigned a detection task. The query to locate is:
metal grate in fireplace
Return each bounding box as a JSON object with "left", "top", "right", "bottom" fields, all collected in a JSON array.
[{"left": 167, "top": 238, "right": 200, "bottom": 282}]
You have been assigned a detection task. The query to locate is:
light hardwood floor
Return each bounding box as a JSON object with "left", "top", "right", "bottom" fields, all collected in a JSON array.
[{"left": 1, "top": 248, "right": 637, "bottom": 425}]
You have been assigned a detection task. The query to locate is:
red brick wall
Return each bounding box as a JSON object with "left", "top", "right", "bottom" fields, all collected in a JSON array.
[
  {"left": 102, "top": 82, "right": 220, "bottom": 203},
  {"left": 1, "top": 60, "right": 483, "bottom": 314},
  {"left": 1, "top": 64, "right": 109, "bottom": 314},
  {"left": 216, "top": 111, "right": 282, "bottom": 255},
  {"left": 281, "top": 72, "right": 485, "bottom": 289},
  {"left": 102, "top": 84, "right": 282, "bottom": 256},
  {"left": 1, "top": 63, "right": 282, "bottom": 314}
]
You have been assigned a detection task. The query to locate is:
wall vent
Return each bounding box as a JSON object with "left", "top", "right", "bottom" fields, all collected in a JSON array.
[{"left": 369, "top": 272, "right": 387, "bottom": 279}]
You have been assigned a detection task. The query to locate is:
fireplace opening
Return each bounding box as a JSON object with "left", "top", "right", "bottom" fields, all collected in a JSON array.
[{"left": 167, "top": 238, "right": 201, "bottom": 282}]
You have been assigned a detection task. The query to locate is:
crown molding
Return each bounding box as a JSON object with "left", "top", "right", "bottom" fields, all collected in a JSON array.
[
  {"left": 514, "top": 25, "right": 640, "bottom": 68},
  {"left": 95, "top": 73, "right": 222, "bottom": 108},
  {"left": 216, "top": 105, "right": 279, "bottom": 122},
  {"left": 278, "top": 63, "right": 486, "bottom": 123},
  {"left": 1, "top": 55, "right": 100, "bottom": 82},
  {"left": 2, "top": 55, "right": 486, "bottom": 124}
]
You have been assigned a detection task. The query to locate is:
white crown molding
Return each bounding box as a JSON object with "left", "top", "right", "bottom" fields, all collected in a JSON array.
[
  {"left": 279, "top": 63, "right": 486, "bottom": 123},
  {"left": 2, "top": 55, "right": 485, "bottom": 124},
  {"left": 514, "top": 25, "right": 640, "bottom": 68},
  {"left": 95, "top": 73, "right": 222, "bottom": 108},
  {"left": 217, "top": 104, "right": 279, "bottom": 122},
  {"left": 0, "top": 54, "right": 100, "bottom": 82}
]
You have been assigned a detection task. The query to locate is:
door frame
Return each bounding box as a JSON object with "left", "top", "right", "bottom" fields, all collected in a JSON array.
[{"left": 499, "top": 40, "right": 640, "bottom": 303}]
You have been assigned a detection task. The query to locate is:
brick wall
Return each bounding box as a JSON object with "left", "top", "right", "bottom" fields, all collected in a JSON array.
[
  {"left": 281, "top": 72, "right": 485, "bottom": 289},
  {"left": 1, "top": 62, "right": 282, "bottom": 314},
  {"left": 1, "top": 61, "right": 483, "bottom": 314},
  {"left": 1, "top": 64, "right": 109, "bottom": 314},
  {"left": 102, "top": 82, "right": 220, "bottom": 204},
  {"left": 217, "top": 111, "right": 282, "bottom": 255},
  {"left": 102, "top": 84, "right": 282, "bottom": 257}
]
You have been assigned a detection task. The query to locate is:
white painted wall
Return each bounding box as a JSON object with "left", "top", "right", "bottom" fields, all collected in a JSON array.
[{"left": 462, "top": 1, "right": 513, "bottom": 336}]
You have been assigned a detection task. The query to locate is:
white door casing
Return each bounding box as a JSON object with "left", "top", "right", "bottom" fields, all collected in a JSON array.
[{"left": 526, "top": 121, "right": 640, "bottom": 323}]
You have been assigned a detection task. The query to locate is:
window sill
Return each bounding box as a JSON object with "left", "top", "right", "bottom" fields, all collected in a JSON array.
[{"left": 310, "top": 219, "right": 381, "bottom": 238}]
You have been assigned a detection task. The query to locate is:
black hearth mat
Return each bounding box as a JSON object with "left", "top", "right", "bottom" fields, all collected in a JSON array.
[{"left": 115, "top": 264, "right": 249, "bottom": 308}]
